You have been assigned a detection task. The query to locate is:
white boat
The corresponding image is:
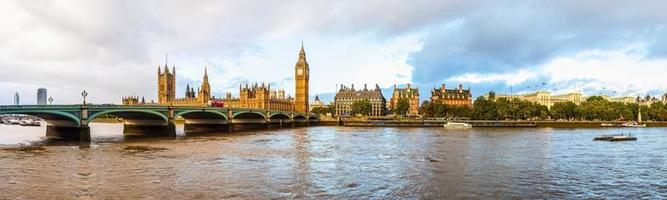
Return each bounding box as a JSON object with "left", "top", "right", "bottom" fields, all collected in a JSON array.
[
  {"left": 622, "top": 122, "right": 646, "bottom": 127},
  {"left": 7, "top": 119, "right": 20, "bottom": 125},
  {"left": 601, "top": 123, "right": 616, "bottom": 127},
  {"left": 444, "top": 122, "right": 472, "bottom": 129},
  {"left": 622, "top": 108, "right": 647, "bottom": 127},
  {"left": 19, "top": 119, "right": 41, "bottom": 126}
]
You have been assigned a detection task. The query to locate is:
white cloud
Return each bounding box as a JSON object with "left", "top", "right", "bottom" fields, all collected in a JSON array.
[
  {"left": 0, "top": 0, "right": 429, "bottom": 105},
  {"left": 447, "top": 69, "right": 538, "bottom": 86},
  {"left": 446, "top": 45, "right": 667, "bottom": 97},
  {"left": 1, "top": 0, "right": 666, "bottom": 104},
  {"left": 542, "top": 45, "right": 667, "bottom": 96}
]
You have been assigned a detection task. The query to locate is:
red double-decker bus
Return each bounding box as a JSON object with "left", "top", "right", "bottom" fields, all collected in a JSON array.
[{"left": 209, "top": 99, "right": 225, "bottom": 107}]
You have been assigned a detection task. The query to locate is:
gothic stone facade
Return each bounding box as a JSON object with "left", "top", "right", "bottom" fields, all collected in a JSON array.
[
  {"left": 221, "top": 45, "right": 310, "bottom": 113},
  {"left": 294, "top": 44, "right": 309, "bottom": 113},
  {"left": 389, "top": 84, "right": 420, "bottom": 116},
  {"left": 222, "top": 83, "right": 294, "bottom": 112},
  {"left": 430, "top": 84, "right": 473, "bottom": 106},
  {"left": 334, "top": 84, "right": 387, "bottom": 116},
  {"left": 153, "top": 64, "right": 211, "bottom": 106}
]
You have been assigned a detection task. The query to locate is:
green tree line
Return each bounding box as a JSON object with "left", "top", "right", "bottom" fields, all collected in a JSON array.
[
  {"left": 320, "top": 95, "right": 667, "bottom": 121},
  {"left": 419, "top": 95, "right": 667, "bottom": 121}
]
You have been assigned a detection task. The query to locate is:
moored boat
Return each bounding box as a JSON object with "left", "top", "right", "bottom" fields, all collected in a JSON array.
[
  {"left": 622, "top": 122, "right": 646, "bottom": 127},
  {"left": 601, "top": 123, "right": 619, "bottom": 127},
  {"left": 7, "top": 119, "right": 20, "bottom": 125},
  {"left": 444, "top": 122, "right": 472, "bottom": 129},
  {"left": 622, "top": 108, "right": 647, "bottom": 127},
  {"left": 19, "top": 119, "right": 42, "bottom": 127}
]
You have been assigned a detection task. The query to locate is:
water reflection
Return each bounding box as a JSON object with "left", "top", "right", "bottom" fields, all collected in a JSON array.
[{"left": 1, "top": 124, "right": 666, "bottom": 198}]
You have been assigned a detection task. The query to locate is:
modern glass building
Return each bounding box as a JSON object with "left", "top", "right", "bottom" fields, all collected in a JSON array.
[
  {"left": 37, "top": 88, "right": 47, "bottom": 105},
  {"left": 14, "top": 92, "right": 19, "bottom": 105}
]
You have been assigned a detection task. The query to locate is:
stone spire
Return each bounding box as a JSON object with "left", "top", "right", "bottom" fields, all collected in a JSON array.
[
  {"left": 198, "top": 66, "right": 211, "bottom": 103},
  {"left": 164, "top": 54, "right": 170, "bottom": 74},
  {"left": 203, "top": 66, "right": 209, "bottom": 83},
  {"left": 299, "top": 41, "right": 306, "bottom": 59}
]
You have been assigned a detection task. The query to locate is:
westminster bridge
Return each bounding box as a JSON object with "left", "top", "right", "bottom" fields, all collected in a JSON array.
[{"left": 0, "top": 105, "right": 318, "bottom": 141}]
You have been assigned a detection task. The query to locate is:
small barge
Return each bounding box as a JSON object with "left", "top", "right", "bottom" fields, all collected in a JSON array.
[{"left": 594, "top": 133, "right": 637, "bottom": 142}]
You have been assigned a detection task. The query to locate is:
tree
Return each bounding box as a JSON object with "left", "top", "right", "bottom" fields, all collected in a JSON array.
[
  {"left": 650, "top": 102, "right": 667, "bottom": 121},
  {"left": 420, "top": 101, "right": 433, "bottom": 118},
  {"left": 311, "top": 106, "right": 333, "bottom": 115},
  {"left": 551, "top": 102, "right": 577, "bottom": 120},
  {"left": 495, "top": 98, "right": 511, "bottom": 119},
  {"left": 472, "top": 96, "right": 498, "bottom": 120},
  {"left": 351, "top": 99, "right": 372, "bottom": 116},
  {"left": 394, "top": 98, "right": 410, "bottom": 116}
]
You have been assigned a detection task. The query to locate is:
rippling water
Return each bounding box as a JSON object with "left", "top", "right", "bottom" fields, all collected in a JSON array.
[{"left": 1, "top": 123, "right": 666, "bottom": 199}]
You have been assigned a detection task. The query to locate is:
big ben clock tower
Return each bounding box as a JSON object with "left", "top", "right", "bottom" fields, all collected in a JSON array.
[{"left": 295, "top": 43, "right": 309, "bottom": 113}]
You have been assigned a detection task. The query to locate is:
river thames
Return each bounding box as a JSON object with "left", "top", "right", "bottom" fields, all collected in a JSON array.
[{"left": 1, "top": 123, "right": 666, "bottom": 199}]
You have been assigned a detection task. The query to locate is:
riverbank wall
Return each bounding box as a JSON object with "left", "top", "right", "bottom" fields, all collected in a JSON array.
[
  {"left": 317, "top": 120, "right": 667, "bottom": 128},
  {"left": 91, "top": 118, "right": 667, "bottom": 128}
]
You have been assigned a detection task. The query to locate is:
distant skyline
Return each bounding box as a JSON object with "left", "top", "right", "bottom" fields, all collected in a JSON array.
[{"left": 1, "top": 1, "right": 667, "bottom": 105}]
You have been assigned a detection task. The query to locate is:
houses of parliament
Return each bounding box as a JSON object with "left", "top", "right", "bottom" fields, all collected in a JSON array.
[{"left": 123, "top": 44, "right": 310, "bottom": 113}]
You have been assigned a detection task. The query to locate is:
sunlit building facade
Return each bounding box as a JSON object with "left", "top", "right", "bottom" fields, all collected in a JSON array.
[
  {"left": 490, "top": 91, "right": 584, "bottom": 109},
  {"left": 221, "top": 83, "right": 294, "bottom": 112},
  {"left": 389, "top": 84, "right": 420, "bottom": 116},
  {"left": 334, "top": 84, "right": 387, "bottom": 116},
  {"left": 430, "top": 84, "right": 473, "bottom": 106}
]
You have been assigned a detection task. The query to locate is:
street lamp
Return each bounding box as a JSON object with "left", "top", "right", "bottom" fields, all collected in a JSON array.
[
  {"left": 48, "top": 96, "right": 53, "bottom": 105},
  {"left": 81, "top": 90, "right": 88, "bottom": 105}
]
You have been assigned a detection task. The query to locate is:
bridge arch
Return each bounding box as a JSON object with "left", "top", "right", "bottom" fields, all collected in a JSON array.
[
  {"left": 232, "top": 111, "right": 267, "bottom": 120},
  {"left": 175, "top": 110, "right": 228, "bottom": 121},
  {"left": 269, "top": 113, "right": 291, "bottom": 120},
  {"left": 88, "top": 109, "right": 169, "bottom": 124},
  {"left": 0, "top": 110, "right": 80, "bottom": 127},
  {"left": 308, "top": 116, "right": 319, "bottom": 121},
  {"left": 293, "top": 115, "right": 307, "bottom": 120}
]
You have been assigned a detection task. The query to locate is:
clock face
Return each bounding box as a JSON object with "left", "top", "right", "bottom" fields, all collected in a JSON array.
[{"left": 297, "top": 69, "right": 303, "bottom": 75}]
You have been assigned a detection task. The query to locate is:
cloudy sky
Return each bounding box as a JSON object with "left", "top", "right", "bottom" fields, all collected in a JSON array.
[{"left": 1, "top": 0, "right": 666, "bottom": 105}]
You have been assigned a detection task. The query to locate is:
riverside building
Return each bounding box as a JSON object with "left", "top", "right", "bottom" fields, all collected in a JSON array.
[
  {"left": 122, "top": 63, "right": 212, "bottom": 106},
  {"left": 389, "top": 84, "right": 420, "bottom": 116},
  {"left": 309, "top": 95, "right": 325, "bottom": 112},
  {"left": 430, "top": 84, "right": 473, "bottom": 107},
  {"left": 490, "top": 91, "right": 584, "bottom": 109},
  {"left": 220, "top": 44, "right": 310, "bottom": 112},
  {"left": 221, "top": 83, "right": 294, "bottom": 112},
  {"left": 334, "top": 84, "right": 387, "bottom": 117}
]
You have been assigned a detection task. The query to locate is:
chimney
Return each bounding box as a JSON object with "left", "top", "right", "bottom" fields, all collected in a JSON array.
[
  {"left": 351, "top": 84, "right": 355, "bottom": 91},
  {"left": 407, "top": 83, "right": 411, "bottom": 89},
  {"left": 459, "top": 84, "right": 463, "bottom": 92},
  {"left": 441, "top": 84, "right": 446, "bottom": 93}
]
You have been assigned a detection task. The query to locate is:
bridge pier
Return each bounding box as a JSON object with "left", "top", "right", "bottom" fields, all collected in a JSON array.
[
  {"left": 46, "top": 124, "right": 90, "bottom": 142},
  {"left": 184, "top": 123, "right": 227, "bottom": 133},
  {"left": 123, "top": 123, "right": 175, "bottom": 137}
]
